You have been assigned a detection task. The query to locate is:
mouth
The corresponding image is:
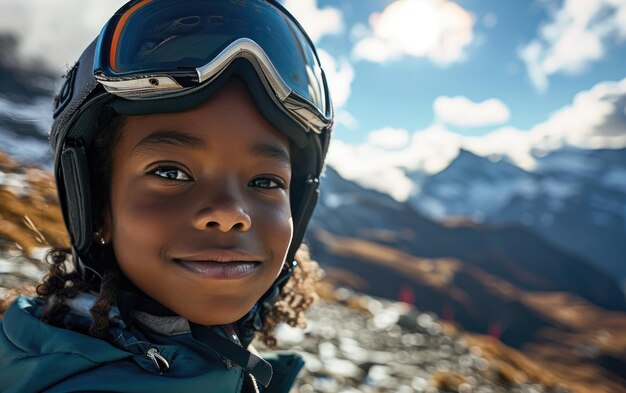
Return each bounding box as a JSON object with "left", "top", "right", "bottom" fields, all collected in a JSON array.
[
  {"left": 172, "top": 249, "right": 262, "bottom": 279},
  {"left": 174, "top": 259, "right": 261, "bottom": 279}
]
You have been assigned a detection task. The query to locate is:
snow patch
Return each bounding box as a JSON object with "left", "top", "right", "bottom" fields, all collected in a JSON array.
[
  {"left": 275, "top": 323, "right": 305, "bottom": 345},
  {"left": 463, "top": 180, "right": 529, "bottom": 216},
  {"left": 602, "top": 168, "right": 626, "bottom": 193},
  {"left": 28, "top": 247, "right": 50, "bottom": 261},
  {"left": 323, "top": 192, "right": 357, "bottom": 209},
  {"left": 537, "top": 153, "right": 601, "bottom": 175},
  {"left": 0, "top": 170, "right": 31, "bottom": 197},
  {"left": 414, "top": 196, "right": 448, "bottom": 220},
  {"left": 0, "top": 95, "right": 52, "bottom": 136},
  {"left": 432, "top": 183, "right": 462, "bottom": 199},
  {"left": 0, "top": 257, "right": 44, "bottom": 280},
  {"left": 540, "top": 178, "right": 579, "bottom": 200}
]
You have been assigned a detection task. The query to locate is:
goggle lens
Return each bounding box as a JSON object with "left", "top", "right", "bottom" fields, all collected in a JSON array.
[{"left": 97, "top": 0, "right": 328, "bottom": 117}]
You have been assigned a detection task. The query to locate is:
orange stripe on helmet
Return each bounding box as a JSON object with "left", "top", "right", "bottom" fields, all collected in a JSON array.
[{"left": 110, "top": 0, "right": 155, "bottom": 73}]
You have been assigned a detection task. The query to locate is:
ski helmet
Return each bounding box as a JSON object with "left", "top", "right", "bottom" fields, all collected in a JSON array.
[{"left": 49, "top": 0, "right": 333, "bottom": 338}]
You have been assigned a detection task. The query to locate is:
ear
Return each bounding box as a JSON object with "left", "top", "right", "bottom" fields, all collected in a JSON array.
[{"left": 101, "top": 205, "right": 113, "bottom": 243}]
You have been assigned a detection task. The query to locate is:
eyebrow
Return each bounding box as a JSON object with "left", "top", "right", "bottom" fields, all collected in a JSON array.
[
  {"left": 251, "top": 143, "right": 291, "bottom": 168},
  {"left": 131, "top": 130, "right": 290, "bottom": 167},
  {"left": 132, "top": 130, "right": 206, "bottom": 156}
]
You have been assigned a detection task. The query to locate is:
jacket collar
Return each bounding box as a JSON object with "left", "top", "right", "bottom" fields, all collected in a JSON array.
[{"left": 4, "top": 296, "right": 131, "bottom": 364}]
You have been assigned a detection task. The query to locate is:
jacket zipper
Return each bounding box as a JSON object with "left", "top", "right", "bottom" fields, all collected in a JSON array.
[{"left": 146, "top": 347, "right": 170, "bottom": 374}]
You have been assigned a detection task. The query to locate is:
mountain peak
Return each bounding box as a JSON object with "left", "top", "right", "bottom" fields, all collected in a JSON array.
[{"left": 440, "top": 148, "right": 529, "bottom": 181}]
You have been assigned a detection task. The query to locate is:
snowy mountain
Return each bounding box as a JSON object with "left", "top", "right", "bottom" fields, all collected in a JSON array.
[
  {"left": 407, "top": 149, "right": 535, "bottom": 222},
  {"left": 310, "top": 167, "right": 626, "bottom": 313},
  {"left": 407, "top": 147, "right": 626, "bottom": 282}
]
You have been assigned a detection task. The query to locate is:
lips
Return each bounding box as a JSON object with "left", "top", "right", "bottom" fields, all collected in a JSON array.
[
  {"left": 176, "top": 260, "right": 260, "bottom": 279},
  {"left": 172, "top": 249, "right": 262, "bottom": 279}
]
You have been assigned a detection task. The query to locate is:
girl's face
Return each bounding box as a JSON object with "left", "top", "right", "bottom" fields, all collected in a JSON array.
[{"left": 102, "top": 78, "right": 293, "bottom": 325}]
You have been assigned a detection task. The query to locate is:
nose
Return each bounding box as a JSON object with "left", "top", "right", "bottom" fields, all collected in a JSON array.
[{"left": 192, "top": 185, "right": 252, "bottom": 233}]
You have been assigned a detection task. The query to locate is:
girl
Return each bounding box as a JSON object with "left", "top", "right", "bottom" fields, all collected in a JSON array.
[{"left": 0, "top": 0, "right": 332, "bottom": 392}]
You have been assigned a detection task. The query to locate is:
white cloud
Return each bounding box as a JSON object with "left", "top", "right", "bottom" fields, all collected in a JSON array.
[
  {"left": 471, "top": 78, "right": 626, "bottom": 166},
  {"left": 519, "top": 40, "right": 548, "bottom": 91},
  {"left": 407, "top": 125, "right": 465, "bottom": 173},
  {"left": 316, "top": 49, "right": 356, "bottom": 130},
  {"left": 335, "top": 110, "right": 358, "bottom": 130},
  {"left": 326, "top": 139, "right": 419, "bottom": 201},
  {"left": 327, "top": 125, "right": 463, "bottom": 201},
  {"left": 329, "top": 78, "right": 626, "bottom": 200},
  {"left": 367, "top": 127, "right": 410, "bottom": 149},
  {"left": 519, "top": 0, "right": 626, "bottom": 91},
  {"left": 282, "top": 0, "right": 343, "bottom": 43},
  {"left": 434, "top": 96, "right": 510, "bottom": 127},
  {"left": 352, "top": 0, "right": 475, "bottom": 64},
  {"left": 530, "top": 77, "right": 626, "bottom": 151},
  {"left": 317, "top": 50, "right": 354, "bottom": 109},
  {"left": 464, "top": 127, "right": 536, "bottom": 169},
  {"left": 0, "top": 0, "right": 128, "bottom": 73}
]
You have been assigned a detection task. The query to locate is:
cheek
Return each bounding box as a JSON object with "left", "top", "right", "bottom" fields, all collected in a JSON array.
[
  {"left": 263, "top": 202, "right": 294, "bottom": 261},
  {"left": 109, "top": 181, "right": 188, "bottom": 258}
]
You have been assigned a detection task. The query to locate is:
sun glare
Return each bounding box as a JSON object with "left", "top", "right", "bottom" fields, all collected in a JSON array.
[{"left": 376, "top": 0, "right": 442, "bottom": 56}]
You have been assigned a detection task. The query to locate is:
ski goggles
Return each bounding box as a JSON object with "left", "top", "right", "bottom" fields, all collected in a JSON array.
[{"left": 93, "top": 0, "right": 332, "bottom": 133}]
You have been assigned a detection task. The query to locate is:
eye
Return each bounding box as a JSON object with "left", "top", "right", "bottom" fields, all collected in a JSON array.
[
  {"left": 149, "top": 165, "right": 192, "bottom": 181},
  {"left": 249, "top": 176, "right": 287, "bottom": 190}
]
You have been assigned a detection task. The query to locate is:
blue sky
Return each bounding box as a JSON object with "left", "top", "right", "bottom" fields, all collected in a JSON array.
[{"left": 280, "top": 0, "right": 626, "bottom": 144}]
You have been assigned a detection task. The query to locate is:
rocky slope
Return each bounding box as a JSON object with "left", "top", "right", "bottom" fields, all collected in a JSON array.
[{"left": 259, "top": 286, "right": 574, "bottom": 393}]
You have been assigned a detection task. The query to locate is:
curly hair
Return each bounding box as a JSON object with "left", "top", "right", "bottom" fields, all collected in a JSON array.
[
  {"left": 35, "top": 248, "right": 116, "bottom": 338},
  {"left": 258, "top": 244, "right": 322, "bottom": 347},
  {"left": 34, "top": 104, "right": 323, "bottom": 346}
]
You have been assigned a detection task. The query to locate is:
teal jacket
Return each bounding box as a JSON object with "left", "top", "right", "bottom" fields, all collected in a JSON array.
[{"left": 0, "top": 295, "right": 304, "bottom": 393}]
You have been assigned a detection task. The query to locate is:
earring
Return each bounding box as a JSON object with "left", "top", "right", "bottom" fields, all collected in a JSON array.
[{"left": 93, "top": 230, "right": 107, "bottom": 246}]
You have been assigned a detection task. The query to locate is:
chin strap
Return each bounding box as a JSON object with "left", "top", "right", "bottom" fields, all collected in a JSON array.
[{"left": 189, "top": 322, "right": 273, "bottom": 388}]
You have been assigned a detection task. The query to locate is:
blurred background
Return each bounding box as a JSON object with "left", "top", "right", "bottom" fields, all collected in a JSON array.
[{"left": 0, "top": 0, "right": 625, "bottom": 392}]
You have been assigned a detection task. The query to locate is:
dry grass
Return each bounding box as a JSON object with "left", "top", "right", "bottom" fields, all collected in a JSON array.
[
  {"left": 315, "top": 228, "right": 469, "bottom": 303},
  {"left": 468, "top": 268, "right": 626, "bottom": 392},
  {"left": 430, "top": 371, "right": 469, "bottom": 391},
  {"left": 465, "top": 334, "right": 565, "bottom": 388},
  {"left": 0, "top": 151, "right": 67, "bottom": 315},
  {"left": 0, "top": 152, "right": 68, "bottom": 252},
  {"left": 319, "top": 267, "right": 371, "bottom": 291}
]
